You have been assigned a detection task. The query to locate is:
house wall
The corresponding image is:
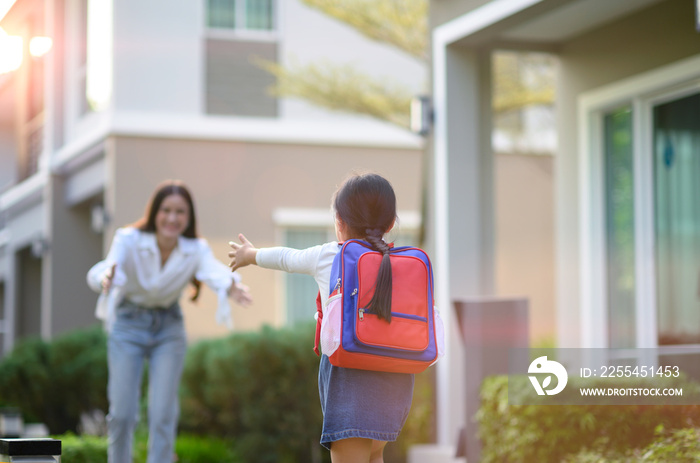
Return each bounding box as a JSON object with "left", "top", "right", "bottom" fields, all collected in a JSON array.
[
  {"left": 430, "top": 0, "right": 492, "bottom": 29},
  {"left": 45, "top": 175, "right": 104, "bottom": 335},
  {"left": 107, "top": 136, "right": 423, "bottom": 340},
  {"left": 109, "top": 0, "right": 426, "bottom": 122},
  {"left": 0, "top": 196, "right": 44, "bottom": 350},
  {"left": 495, "top": 152, "right": 554, "bottom": 343},
  {"left": 0, "top": 0, "right": 426, "bottom": 354},
  {"left": 426, "top": 0, "right": 699, "bottom": 455},
  {"left": 112, "top": 0, "right": 202, "bottom": 114},
  {"left": 555, "top": 0, "right": 700, "bottom": 347},
  {"left": 16, "top": 246, "right": 42, "bottom": 338}
]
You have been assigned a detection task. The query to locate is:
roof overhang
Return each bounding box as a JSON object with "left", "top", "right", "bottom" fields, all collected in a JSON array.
[{"left": 435, "top": 0, "right": 665, "bottom": 50}]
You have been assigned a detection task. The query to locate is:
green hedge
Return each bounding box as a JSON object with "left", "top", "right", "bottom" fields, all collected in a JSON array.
[
  {"left": 58, "top": 432, "right": 240, "bottom": 463},
  {"left": 564, "top": 427, "right": 700, "bottom": 462},
  {"left": 0, "top": 323, "right": 435, "bottom": 463},
  {"left": 179, "top": 323, "right": 326, "bottom": 463},
  {"left": 180, "top": 322, "right": 436, "bottom": 463},
  {"left": 59, "top": 433, "right": 108, "bottom": 463},
  {"left": 0, "top": 326, "right": 108, "bottom": 434},
  {"left": 173, "top": 434, "right": 240, "bottom": 463},
  {"left": 477, "top": 375, "right": 700, "bottom": 462}
]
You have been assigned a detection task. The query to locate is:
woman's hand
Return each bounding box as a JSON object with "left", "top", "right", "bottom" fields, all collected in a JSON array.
[
  {"left": 229, "top": 282, "right": 253, "bottom": 307},
  {"left": 101, "top": 263, "right": 116, "bottom": 294},
  {"left": 228, "top": 234, "right": 258, "bottom": 272}
]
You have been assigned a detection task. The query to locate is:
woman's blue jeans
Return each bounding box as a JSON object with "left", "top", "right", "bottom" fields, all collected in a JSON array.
[{"left": 107, "top": 301, "right": 187, "bottom": 463}]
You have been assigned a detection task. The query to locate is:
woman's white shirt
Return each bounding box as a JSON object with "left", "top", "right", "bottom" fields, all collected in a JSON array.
[{"left": 87, "top": 227, "right": 241, "bottom": 328}]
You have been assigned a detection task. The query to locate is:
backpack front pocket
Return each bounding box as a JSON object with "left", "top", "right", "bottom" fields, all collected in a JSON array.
[
  {"left": 356, "top": 310, "right": 429, "bottom": 351},
  {"left": 354, "top": 251, "right": 431, "bottom": 352}
]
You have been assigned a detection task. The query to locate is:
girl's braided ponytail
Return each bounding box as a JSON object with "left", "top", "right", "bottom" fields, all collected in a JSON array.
[{"left": 364, "top": 228, "right": 393, "bottom": 322}]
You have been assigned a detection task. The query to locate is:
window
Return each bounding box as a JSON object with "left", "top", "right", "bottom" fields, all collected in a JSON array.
[
  {"left": 207, "top": 0, "right": 275, "bottom": 31},
  {"left": 284, "top": 228, "right": 333, "bottom": 326}
]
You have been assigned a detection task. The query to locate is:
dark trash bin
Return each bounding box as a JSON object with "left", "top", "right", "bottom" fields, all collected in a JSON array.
[{"left": 454, "top": 298, "right": 529, "bottom": 463}]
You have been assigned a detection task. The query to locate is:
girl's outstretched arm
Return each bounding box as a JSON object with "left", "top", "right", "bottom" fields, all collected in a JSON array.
[{"left": 228, "top": 234, "right": 258, "bottom": 272}]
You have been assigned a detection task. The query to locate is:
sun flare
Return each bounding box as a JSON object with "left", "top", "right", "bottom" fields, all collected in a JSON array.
[{"left": 0, "top": 26, "right": 23, "bottom": 74}]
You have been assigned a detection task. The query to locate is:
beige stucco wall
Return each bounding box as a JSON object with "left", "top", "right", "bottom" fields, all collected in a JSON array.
[
  {"left": 495, "top": 152, "right": 555, "bottom": 343},
  {"left": 555, "top": 0, "right": 700, "bottom": 347},
  {"left": 429, "top": 0, "right": 492, "bottom": 29},
  {"left": 105, "top": 135, "right": 423, "bottom": 341},
  {"left": 46, "top": 177, "right": 105, "bottom": 336}
]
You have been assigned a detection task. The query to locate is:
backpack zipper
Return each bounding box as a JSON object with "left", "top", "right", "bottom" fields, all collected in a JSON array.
[{"left": 358, "top": 308, "right": 427, "bottom": 323}]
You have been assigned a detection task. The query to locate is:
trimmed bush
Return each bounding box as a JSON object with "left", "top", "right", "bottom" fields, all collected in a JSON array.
[
  {"left": 565, "top": 427, "right": 700, "bottom": 462},
  {"left": 58, "top": 432, "right": 240, "bottom": 463},
  {"left": 59, "top": 433, "right": 108, "bottom": 463},
  {"left": 636, "top": 427, "right": 700, "bottom": 462},
  {"left": 179, "top": 323, "right": 326, "bottom": 463},
  {"left": 478, "top": 375, "right": 700, "bottom": 462},
  {"left": 175, "top": 434, "right": 241, "bottom": 463},
  {"left": 0, "top": 323, "right": 436, "bottom": 462},
  {"left": 181, "top": 322, "right": 437, "bottom": 463},
  {"left": 0, "top": 326, "right": 108, "bottom": 434}
]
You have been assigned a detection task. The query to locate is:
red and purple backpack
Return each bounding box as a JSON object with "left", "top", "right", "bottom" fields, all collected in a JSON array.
[{"left": 314, "top": 239, "right": 444, "bottom": 373}]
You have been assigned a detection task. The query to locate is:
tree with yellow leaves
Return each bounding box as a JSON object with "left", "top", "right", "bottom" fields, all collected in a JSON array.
[{"left": 259, "top": 0, "right": 555, "bottom": 132}]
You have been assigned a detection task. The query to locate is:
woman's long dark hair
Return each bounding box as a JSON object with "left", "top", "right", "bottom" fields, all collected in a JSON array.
[
  {"left": 131, "top": 180, "right": 202, "bottom": 301},
  {"left": 333, "top": 173, "right": 396, "bottom": 322}
]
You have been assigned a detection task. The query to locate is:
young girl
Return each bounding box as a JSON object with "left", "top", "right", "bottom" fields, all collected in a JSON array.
[
  {"left": 228, "top": 173, "right": 413, "bottom": 463},
  {"left": 87, "top": 180, "right": 252, "bottom": 463}
]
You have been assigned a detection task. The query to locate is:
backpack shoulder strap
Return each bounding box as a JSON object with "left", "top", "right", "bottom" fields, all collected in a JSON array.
[{"left": 313, "top": 291, "right": 322, "bottom": 356}]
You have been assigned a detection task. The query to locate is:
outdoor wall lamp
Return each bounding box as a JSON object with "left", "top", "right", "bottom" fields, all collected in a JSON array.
[
  {"left": 91, "top": 203, "right": 110, "bottom": 234},
  {"left": 410, "top": 95, "right": 434, "bottom": 137},
  {"left": 30, "top": 235, "right": 49, "bottom": 259}
]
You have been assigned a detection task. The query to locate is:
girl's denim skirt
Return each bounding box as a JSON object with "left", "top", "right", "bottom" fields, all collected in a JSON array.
[{"left": 318, "top": 354, "right": 414, "bottom": 450}]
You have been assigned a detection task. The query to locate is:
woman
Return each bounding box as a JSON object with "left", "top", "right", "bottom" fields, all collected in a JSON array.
[{"left": 87, "top": 180, "right": 251, "bottom": 463}]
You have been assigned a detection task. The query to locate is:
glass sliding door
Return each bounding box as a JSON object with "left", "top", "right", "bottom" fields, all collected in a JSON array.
[
  {"left": 603, "top": 107, "right": 636, "bottom": 348},
  {"left": 654, "top": 92, "right": 700, "bottom": 345}
]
